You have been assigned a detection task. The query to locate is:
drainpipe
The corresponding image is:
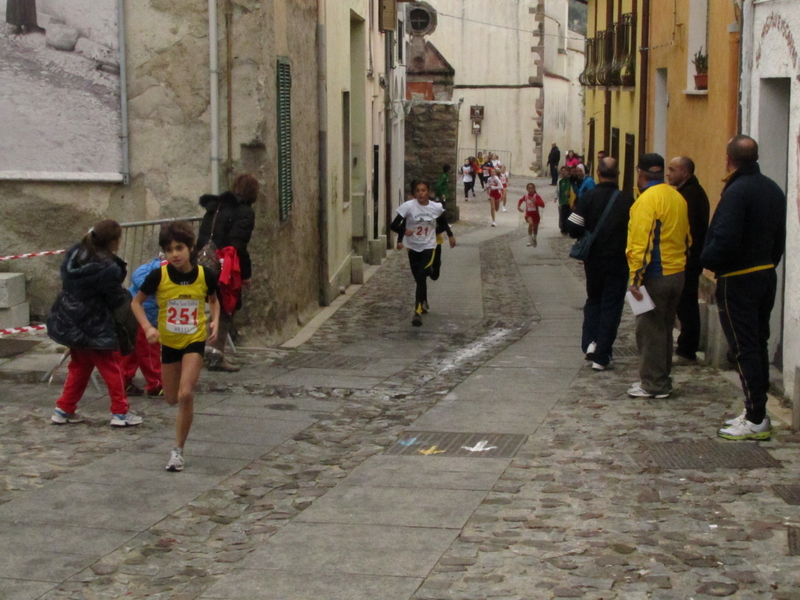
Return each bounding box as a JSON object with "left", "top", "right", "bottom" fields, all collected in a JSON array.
[
  {"left": 317, "top": 0, "right": 330, "bottom": 304},
  {"left": 637, "top": 0, "right": 650, "bottom": 157},
  {"left": 209, "top": 0, "right": 221, "bottom": 194},
  {"left": 117, "top": 0, "right": 130, "bottom": 185},
  {"left": 384, "top": 30, "right": 393, "bottom": 249},
  {"left": 739, "top": 0, "right": 753, "bottom": 134},
  {"left": 225, "top": 0, "right": 233, "bottom": 185}
]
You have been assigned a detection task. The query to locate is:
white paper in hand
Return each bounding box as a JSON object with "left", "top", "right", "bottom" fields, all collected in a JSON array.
[{"left": 626, "top": 286, "right": 655, "bottom": 315}]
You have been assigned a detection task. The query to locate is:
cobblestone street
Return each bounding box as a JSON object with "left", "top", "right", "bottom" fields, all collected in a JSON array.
[{"left": 0, "top": 177, "right": 799, "bottom": 600}]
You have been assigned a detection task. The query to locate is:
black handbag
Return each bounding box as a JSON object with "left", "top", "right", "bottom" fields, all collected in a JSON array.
[
  {"left": 569, "top": 190, "right": 620, "bottom": 261},
  {"left": 196, "top": 207, "right": 221, "bottom": 274}
]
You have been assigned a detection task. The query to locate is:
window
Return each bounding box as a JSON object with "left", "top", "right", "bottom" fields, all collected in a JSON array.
[
  {"left": 277, "top": 57, "right": 293, "bottom": 221},
  {"left": 397, "top": 20, "right": 404, "bottom": 63},
  {"left": 409, "top": 8, "right": 430, "bottom": 33}
]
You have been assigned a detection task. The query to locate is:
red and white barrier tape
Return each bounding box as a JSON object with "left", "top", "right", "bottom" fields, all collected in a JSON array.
[
  {"left": 0, "top": 325, "right": 47, "bottom": 336},
  {"left": 0, "top": 249, "right": 66, "bottom": 262}
]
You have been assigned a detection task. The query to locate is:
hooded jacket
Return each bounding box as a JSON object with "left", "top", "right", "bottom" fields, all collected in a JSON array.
[
  {"left": 197, "top": 192, "right": 255, "bottom": 281},
  {"left": 700, "top": 162, "right": 786, "bottom": 277},
  {"left": 47, "top": 245, "right": 129, "bottom": 350}
]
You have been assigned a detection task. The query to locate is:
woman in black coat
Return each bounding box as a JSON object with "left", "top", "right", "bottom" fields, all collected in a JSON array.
[
  {"left": 197, "top": 173, "right": 257, "bottom": 372},
  {"left": 6, "top": 0, "right": 44, "bottom": 34},
  {"left": 47, "top": 220, "right": 142, "bottom": 427}
]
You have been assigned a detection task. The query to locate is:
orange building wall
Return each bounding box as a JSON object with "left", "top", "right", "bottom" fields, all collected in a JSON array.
[{"left": 645, "top": 0, "right": 740, "bottom": 207}]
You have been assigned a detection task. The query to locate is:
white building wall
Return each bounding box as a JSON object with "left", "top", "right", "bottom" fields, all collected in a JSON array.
[
  {"left": 741, "top": 0, "right": 800, "bottom": 398},
  {"left": 424, "top": 0, "right": 541, "bottom": 174}
]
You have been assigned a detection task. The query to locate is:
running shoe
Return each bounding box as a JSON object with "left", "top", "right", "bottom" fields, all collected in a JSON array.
[
  {"left": 110, "top": 411, "right": 143, "bottom": 427},
  {"left": 146, "top": 386, "right": 164, "bottom": 397},
  {"left": 51, "top": 408, "right": 84, "bottom": 424},
  {"left": 125, "top": 383, "right": 145, "bottom": 397},
  {"left": 591, "top": 361, "right": 613, "bottom": 372},
  {"left": 491, "top": 221, "right": 497, "bottom": 227},
  {"left": 502, "top": 207, "right": 507, "bottom": 212},
  {"left": 411, "top": 313, "right": 422, "bottom": 327},
  {"left": 626, "top": 384, "right": 670, "bottom": 399},
  {"left": 724, "top": 409, "right": 747, "bottom": 426},
  {"left": 584, "top": 341, "right": 597, "bottom": 361},
  {"left": 718, "top": 415, "right": 771, "bottom": 441},
  {"left": 166, "top": 448, "right": 185, "bottom": 472}
]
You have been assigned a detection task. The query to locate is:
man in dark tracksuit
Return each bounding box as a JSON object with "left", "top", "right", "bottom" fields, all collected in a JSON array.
[
  {"left": 547, "top": 143, "right": 561, "bottom": 186},
  {"left": 667, "top": 157, "right": 710, "bottom": 363},
  {"left": 701, "top": 136, "right": 786, "bottom": 441},
  {"left": 567, "top": 158, "right": 634, "bottom": 370}
]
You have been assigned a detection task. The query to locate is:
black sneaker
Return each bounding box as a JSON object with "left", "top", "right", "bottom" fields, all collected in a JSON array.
[
  {"left": 125, "top": 383, "right": 145, "bottom": 397},
  {"left": 412, "top": 313, "right": 422, "bottom": 327}
]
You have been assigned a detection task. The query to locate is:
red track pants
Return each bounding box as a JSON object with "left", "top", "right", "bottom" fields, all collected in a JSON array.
[
  {"left": 124, "top": 326, "right": 162, "bottom": 392},
  {"left": 56, "top": 348, "right": 129, "bottom": 415}
]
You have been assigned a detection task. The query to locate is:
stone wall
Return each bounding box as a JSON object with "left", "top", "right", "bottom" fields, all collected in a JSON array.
[
  {"left": 0, "top": 0, "right": 321, "bottom": 345},
  {"left": 404, "top": 102, "right": 459, "bottom": 222}
]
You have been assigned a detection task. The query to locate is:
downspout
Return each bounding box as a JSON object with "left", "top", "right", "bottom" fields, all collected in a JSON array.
[
  {"left": 384, "top": 30, "right": 393, "bottom": 249},
  {"left": 225, "top": 0, "right": 234, "bottom": 185},
  {"left": 637, "top": 0, "right": 650, "bottom": 157},
  {"left": 317, "top": 0, "right": 330, "bottom": 304},
  {"left": 739, "top": 0, "right": 753, "bottom": 134},
  {"left": 209, "top": 0, "right": 221, "bottom": 194},
  {"left": 117, "top": 0, "right": 130, "bottom": 185}
]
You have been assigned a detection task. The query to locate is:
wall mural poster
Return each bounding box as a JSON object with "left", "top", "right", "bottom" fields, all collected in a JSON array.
[{"left": 0, "top": 0, "right": 122, "bottom": 180}]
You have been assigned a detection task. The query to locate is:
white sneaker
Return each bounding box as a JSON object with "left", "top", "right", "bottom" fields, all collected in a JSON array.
[
  {"left": 502, "top": 207, "right": 507, "bottom": 212},
  {"left": 724, "top": 409, "right": 747, "bottom": 426},
  {"left": 591, "top": 361, "right": 613, "bottom": 372},
  {"left": 51, "top": 408, "right": 84, "bottom": 424},
  {"left": 110, "top": 411, "right": 143, "bottom": 427},
  {"left": 718, "top": 415, "right": 771, "bottom": 440},
  {"left": 491, "top": 221, "right": 497, "bottom": 227},
  {"left": 584, "top": 342, "right": 597, "bottom": 361},
  {"left": 627, "top": 384, "right": 670, "bottom": 399},
  {"left": 166, "top": 448, "right": 185, "bottom": 471},
  {"left": 527, "top": 239, "right": 532, "bottom": 246}
]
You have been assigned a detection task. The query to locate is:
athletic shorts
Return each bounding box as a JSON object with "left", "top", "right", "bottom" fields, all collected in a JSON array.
[
  {"left": 161, "top": 340, "right": 206, "bottom": 365},
  {"left": 489, "top": 189, "right": 502, "bottom": 200},
  {"left": 525, "top": 211, "right": 541, "bottom": 225}
]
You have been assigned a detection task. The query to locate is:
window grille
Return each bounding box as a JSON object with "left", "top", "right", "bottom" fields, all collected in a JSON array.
[{"left": 277, "top": 57, "right": 293, "bottom": 221}]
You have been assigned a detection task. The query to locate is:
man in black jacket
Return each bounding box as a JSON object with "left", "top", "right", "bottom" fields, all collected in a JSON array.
[
  {"left": 567, "top": 158, "right": 635, "bottom": 371},
  {"left": 667, "top": 156, "right": 710, "bottom": 363},
  {"left": 547, "top": 142, "right": 561, "bottom": 186},
  {"left": 701, "top": 136, "right": 786, "bottom": 441}
]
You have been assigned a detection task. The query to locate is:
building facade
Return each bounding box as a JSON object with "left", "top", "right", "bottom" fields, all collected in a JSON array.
[{"left": 740, "top": 0, "right": 799, "bottom": 399}]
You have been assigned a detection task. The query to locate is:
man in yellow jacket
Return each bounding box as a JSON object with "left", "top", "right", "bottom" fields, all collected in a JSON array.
[{"left": 626, "top": 154, "right": 691, "bottom": 398}]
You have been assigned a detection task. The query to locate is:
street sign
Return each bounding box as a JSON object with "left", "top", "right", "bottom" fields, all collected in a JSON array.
[
  {"left": 470, "top": 105, "right": 484, "bottom": 121},
  {"left": 472, "top": 121, "right": 481, "bottom": 134}
]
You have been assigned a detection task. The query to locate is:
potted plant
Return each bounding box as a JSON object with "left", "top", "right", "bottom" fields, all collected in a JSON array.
[{"left": 692, "top": 48, "right": 708, "bottom": 90}]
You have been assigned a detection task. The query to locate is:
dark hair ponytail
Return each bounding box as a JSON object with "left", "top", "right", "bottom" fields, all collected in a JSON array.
[{"left": 80, "top": 219, "right": 122, "bottom": 258}]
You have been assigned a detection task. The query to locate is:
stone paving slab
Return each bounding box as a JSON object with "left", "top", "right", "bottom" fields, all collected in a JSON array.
[
  {"left": 267, "top": 370, "right": 388, "bottom": 389},
  {"left": 239, "top": 522, "right": 459, "bottom": 576},
  {"left": 0, "top": 579, "right": 54, "bottom": 600},
  {"left": 201, "top": 570, "right": 424, "bottom": 600},
  {"left": 294, "top": 485, "right": 487, "bottom": 529},
  {"left": 340, "top": 455, "right": 507, "bottom": 490}
]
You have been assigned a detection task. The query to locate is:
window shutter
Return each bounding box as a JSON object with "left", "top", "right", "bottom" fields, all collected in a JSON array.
[
  {"left": 380, "top": 0, "right": 396, "bottom": 32},
  {"left": 277, "top": 57, "right": 293, "bottom": 221}
]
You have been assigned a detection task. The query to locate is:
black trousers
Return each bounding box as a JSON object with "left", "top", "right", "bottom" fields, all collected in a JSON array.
[
  {"left": 716, "top": 269, "right": 777, "bottom": 424},
  {"left": 463, "top": 180, "right": 475, "bottom": 198},
  {"left": 676, "top": 266, "right": 702, "bottom": 359},
  {"left": 408, "top": 248, "right": 435, "bottom": 310},
  {"left": 582, "top": 257, "right": 629, "bottom": 366},
  {"left": 550, "top": 164, "right": 558, "bottom": 185},
  {"left": 558, "top": 204, "right": 571, "bottom": 234}
]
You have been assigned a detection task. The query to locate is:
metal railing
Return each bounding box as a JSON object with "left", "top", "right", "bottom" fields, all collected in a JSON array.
[{"left": 118, "top": 217, "right": 203, "bottom": 285}]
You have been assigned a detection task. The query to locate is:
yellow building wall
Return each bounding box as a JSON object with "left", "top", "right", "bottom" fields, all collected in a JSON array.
[
  {"left": 646, "top": 0, "right": 739, "bottom": 207},
  {"left": 584, "top": 0, "right": 642, "bottom": 192}
]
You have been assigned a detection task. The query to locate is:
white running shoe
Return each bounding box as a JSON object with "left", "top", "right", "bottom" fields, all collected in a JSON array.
[
  {"left": 591, "top": 361, "right": 613, "bottom": 372},
  {"left": 110, "top": 411, "right": 143, "bottom": 427},
  {"left": 584, "top": 341, "right": 597, "bottom": 360},
  {"left": 724, "top": 409, "right": 747, "bottom": 426},
  {"left": 627, "top": 384, "right": 670, "bottom": 399},
  {"left": 718, "top": 415, "right": 771, "bottom": 440},
  {"left": 51, "top": 408, "right": 84, "bottom": 424},
  {"left": 502, "top": 207, "right": 507, "bottom": 212},
  {"left": 491, "top": 221, "right": 497, "bottom": 227},
  {"left": 166, "top": 448, "right": 185, "bottom": 471}
]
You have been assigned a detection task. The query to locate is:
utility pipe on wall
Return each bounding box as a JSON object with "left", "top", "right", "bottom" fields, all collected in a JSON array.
[
  {"left": 225, "top": 0, "right": 233, "bottom": 185},
  {"left": 209, "top": 0, "right": 221, "bottom": 194},
  {"left": 317, "top": 0, "right": 330, "bottom": 304},
  {"left": 117, "top": 0, "right": 130, "bottom": 185}
]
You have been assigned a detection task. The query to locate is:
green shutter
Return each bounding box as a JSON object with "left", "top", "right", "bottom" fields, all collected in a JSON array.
[{"left": 277, "top": 57, "right": 293, "bottom": 221}]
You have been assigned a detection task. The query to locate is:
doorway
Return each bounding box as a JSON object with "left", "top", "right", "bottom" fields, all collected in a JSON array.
[{"left": 758, "top": 77, "right": 790, "bottom": 369}]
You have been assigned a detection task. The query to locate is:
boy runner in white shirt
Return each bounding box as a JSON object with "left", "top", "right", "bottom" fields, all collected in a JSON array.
[{"left": 391, "top": 181, "right": 456, "bottom": 326}]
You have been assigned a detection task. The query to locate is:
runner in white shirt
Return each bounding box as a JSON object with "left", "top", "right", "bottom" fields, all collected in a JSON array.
[
  {"left": 461, "top": 159, "right": 474, "bottom": 201},
  {"left": 486, "top": 167, "right": 503, "bottom": 227},
  {"left": 391, "top": 180, "right": 455, "bottom": 327}
]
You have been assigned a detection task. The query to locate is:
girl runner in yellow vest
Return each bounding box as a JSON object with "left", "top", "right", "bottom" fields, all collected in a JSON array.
[{"left": 132, "top": 221, "right": 220, "bottom": 471}]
